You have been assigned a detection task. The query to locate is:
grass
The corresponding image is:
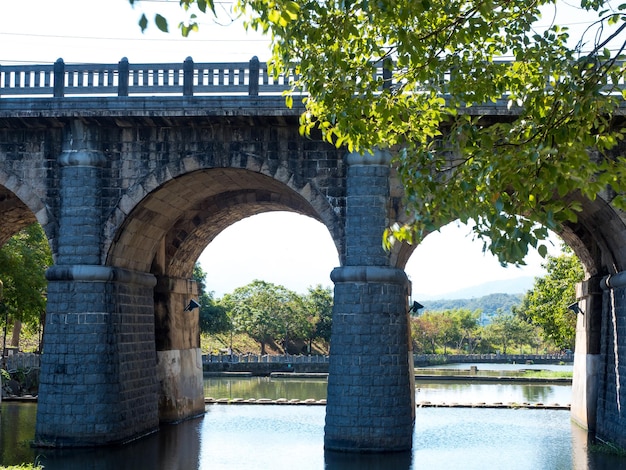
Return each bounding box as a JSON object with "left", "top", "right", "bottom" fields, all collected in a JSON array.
[
  {"left": 200, "top": 333, "right": 330, "bottom": 356},
  {"left": 201, "top": 333, "right": 266, "bottom": 355},
  {"left": 519, "top": 369, "right": 573, "bottom": 379}
]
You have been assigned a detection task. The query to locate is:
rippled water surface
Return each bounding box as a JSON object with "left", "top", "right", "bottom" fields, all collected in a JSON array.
[
  {"left": 3, "top": 363, "right": 625, "bottom": 469},
  {"left": 2, "top": 402, "right": 626, "bottom": 469}
]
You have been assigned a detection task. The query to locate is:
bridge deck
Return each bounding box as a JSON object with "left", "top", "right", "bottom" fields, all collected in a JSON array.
[{"left": 1, "top": 58, "right": 623, "bottom": 121}]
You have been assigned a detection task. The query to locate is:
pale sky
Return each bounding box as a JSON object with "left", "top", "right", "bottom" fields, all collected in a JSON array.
[
  {"left": 198, "top": 212, "right": 563, "bottom": 299},
  {"left": 1, "top": 0, "right": 612, "bottom": 298}
]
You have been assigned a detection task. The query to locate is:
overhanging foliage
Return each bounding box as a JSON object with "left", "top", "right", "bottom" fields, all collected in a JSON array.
[{"left": 135, "top": 0, "right": 626, "bottom": 265}]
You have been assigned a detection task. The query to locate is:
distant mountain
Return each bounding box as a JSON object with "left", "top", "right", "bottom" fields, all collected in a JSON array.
[
  {"left": 415, "top": 276, "right": 536, "bottom": 301},
  {"left": 419, "top": 293, "right": 524, "bottom": 320}
]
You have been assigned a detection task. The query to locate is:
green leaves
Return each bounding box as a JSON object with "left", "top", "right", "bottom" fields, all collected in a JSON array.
[
  {"left": 155, "top": 13, "right": 169, "bottom": 33},
  {"left": 135, "top": 0, "right": 217, "bottom": 36},
  {"left": 138, "top": 13, "right": 148, "bottom": 33},
  {"left": 221, "top": 280, "right": 315, "bottom": 354},
  {"left": 0, "top": 224, "right": 52, "bottom": 335},
  {"left": 519, "top": 248, "right": 583, "bottom": 350},
  {"left": 132, "top": 0, "right": 626, "bottom": 266}
]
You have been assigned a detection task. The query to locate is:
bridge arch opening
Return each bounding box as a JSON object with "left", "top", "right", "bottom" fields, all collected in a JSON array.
[
  {"left": 399, "top": 183, "right": 626, "bottom": 441},
  {"left": 104, "top": 166, "right": 341, "bottom": 423},
  {"left": 0, "top": 183, "right": 52, "bottom": 356},
  {"left": 405, "top": 219, "right": 563, "bottom": 302},
  {"left": 198, "top": 211, "right": 339, "bottom": 299}
]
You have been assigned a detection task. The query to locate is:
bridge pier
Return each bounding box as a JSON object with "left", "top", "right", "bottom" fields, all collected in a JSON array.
[
  {"left": 324, "top": 150, "right": 415, "bottom": 452},
  {"left": 36, "top": 266, "right": 160, "bottom": 447},
  {"left": 35, "top": 121, "right": 161, "bottom": 447},
  {"left": 571, "top": 276, "right": 602, "bottom": 433},
  {"left": 595, "top": 271, "right": 626, "bottom": 448},
  {"left": 154, "top": 275, "right": 204, "bottom": 423}
]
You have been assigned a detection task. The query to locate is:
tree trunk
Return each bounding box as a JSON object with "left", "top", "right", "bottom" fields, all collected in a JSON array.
[{"left": 10, "top": 319, "right": 21, "bottom": 348}]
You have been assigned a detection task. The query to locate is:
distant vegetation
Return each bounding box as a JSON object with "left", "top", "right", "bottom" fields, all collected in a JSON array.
[
  {"left": 0, "top": 225, "right": 580, "bottom": 357},
  {"left": 421, "top": 293, "right": 524, "bottom": 323},
  {"left": 412, "top": 249, "right": 582, "bottom": 354},
  {"left": 195, "top": 265, "right": 332, "bottom": 356}
]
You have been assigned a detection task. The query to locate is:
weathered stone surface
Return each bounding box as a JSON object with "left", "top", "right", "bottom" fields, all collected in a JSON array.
[
  {"left": 157, "top": 348, "right": 204, "bottom": 423},
  {"left": 0, "top": 95, "right": 624, "bottom": 451}
]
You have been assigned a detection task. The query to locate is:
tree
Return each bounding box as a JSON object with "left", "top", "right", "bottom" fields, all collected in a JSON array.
[
  {"left": 410, "top": 310, "right": 460, "bottom": 354},
  {"left": 411, "top": 314, "right": 437, "bottom": 354},
  {"left": 302, "top": 284, "right": 333, "bottom": 351},
  {"left": 484, "top": 310, "right": 533, "bottom": 354},
  {"left": 137, "top": 0, "right": 626, "bottom": 265},
  {"left": 515, "top": 248, "right": 584, "bottom": 350},
  {"left": 192, "top": 263, "right": 231, "bottom": 335},
  {"left": 222, "top": 280, "right": 307, "bottom": 354},
  {"left": 0, "top": 224, "right": 52, "bottom": 351},
  {"left": 451, "top": 308, "right": 481, "bottom": 353}
]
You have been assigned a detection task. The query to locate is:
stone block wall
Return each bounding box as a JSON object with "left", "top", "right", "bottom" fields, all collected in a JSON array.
[
  {"left": 325, "top": 276, "right": 414, "bottom": 452},
  {"left": 35, "top": 268, "right": 159, "bottom": 447},
  {"left": 596, "top": 276, "right": 626, "bottom": 448}
]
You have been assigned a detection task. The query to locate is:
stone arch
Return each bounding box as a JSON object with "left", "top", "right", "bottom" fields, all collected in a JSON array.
[
  {"left": 559, "top": 192, "right": 626, "bottom": 278},
  {"left": 0, "top": 177, "right": 52, "bottom": 249},
  {"left": 106, "top": 167, "right": 341, "bottom": 276},
  {"left": 388, "top": 183, "right": 626, "bottom": 283},
  {"left": 104, "top": 164, "right": 342, "bottom": 424}
]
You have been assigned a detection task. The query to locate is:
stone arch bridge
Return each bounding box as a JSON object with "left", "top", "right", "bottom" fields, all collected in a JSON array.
[{"left": 0, "top": 58, "right": 625, "bottom": 452}]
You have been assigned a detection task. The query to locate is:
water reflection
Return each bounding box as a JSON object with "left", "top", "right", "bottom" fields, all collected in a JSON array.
[
  {"left": 414, "top": 382, "right": 571, "bottom": 405},
  {"left": 0, "top": 402, "right": 37, "bottom": 465},
  {"left": 38, "top": 419, "right": 202, "bottom": 470},
  {"left": 325, "top": 449, "right": 412, "bottom": 470},
  {"left": 2, "top": 403, "right": 626, "bottom": 469},
  {"left": 204, "top": 376, "right": 572, "bottom": 405},
  {"left": 204, "top": 376, "right": 328, "bottom": 401}
]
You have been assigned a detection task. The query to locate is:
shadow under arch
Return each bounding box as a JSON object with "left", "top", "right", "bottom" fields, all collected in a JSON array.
[{"left": 106, "top": 167, "right": 342, "bottom": 277}]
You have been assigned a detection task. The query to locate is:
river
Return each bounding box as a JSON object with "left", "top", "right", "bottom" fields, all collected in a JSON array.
[{"left": 1, "top": 363, "right": 626, "bottom": 469}]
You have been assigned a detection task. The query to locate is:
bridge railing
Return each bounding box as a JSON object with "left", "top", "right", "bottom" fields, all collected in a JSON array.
[
  {"left": 1, "top": 57, "right": 623, "bottom": 99},
  {"left": 0, "top": 56, "right": 301, "bottom": 98}
]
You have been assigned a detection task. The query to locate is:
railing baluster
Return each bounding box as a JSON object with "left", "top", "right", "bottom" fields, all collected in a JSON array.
[
  {"left": 118, "top": 57, "right": 129, "bottom": 96},
  {"left": 183, "top": 57, "right": 193, "bottom": 96},
  {"left": 1, "top": 59, "right": 623, "bottom": 99},
  {"left": 249, "top": 56, "right": 259, "bottom": 96},
  {"left": 53, "top": 58, "right": 64, "bottom": 97}
]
